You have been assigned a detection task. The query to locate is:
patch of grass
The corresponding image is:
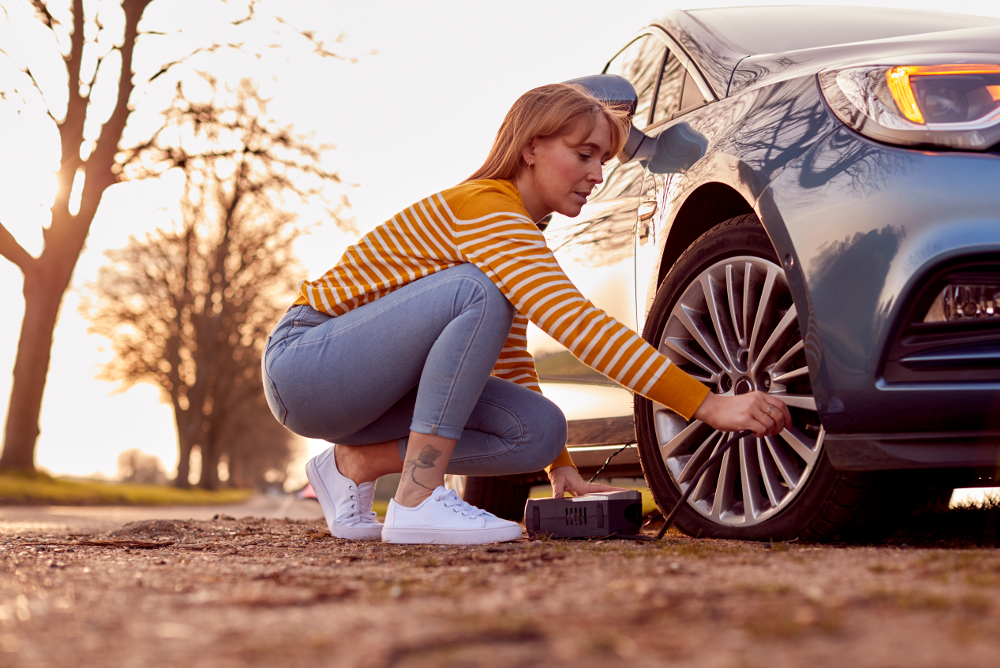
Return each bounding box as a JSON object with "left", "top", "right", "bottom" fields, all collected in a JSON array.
[
  {"left": 964, "top": 573, "right": 999, "bottom": 587},
  {"left": 867, "top": 588, "right": 952, "bottom": 611},
  {"left": 0, "top": 471, "right": 252, "bottom": 506},
  {"left": 959, "top": 593, "right": 991, "bottom": 613},
  {"left": 912, "top": 551, "right": 1000, "bottom": 586},
  {"left": 741, "top": 604, "right": 842, "bottom": 638},
  {"left": 886, "top": 490, "right": 1000, "bottom": 547},
  {"left": 918, "top": 551, "right": 1000, "bottom": 572},
  {"left": 660, "top": 540, "right": 748, "bottom": 558},
  {"left": 736, "top": 582, "right": 794, "bottom": 596}
]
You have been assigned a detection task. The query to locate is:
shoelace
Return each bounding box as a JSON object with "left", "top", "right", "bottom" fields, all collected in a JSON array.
[
  {"left": 436, "top": 489, "right": 490, "bottom": 519},
  {"left": 344, "top": 481, "right": 380, "bottom": 524},
  {"left": 357, "top": 481, "right": 379, "bottom": 523}
]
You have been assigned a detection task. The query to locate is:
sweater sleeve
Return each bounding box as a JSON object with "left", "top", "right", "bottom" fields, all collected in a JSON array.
[{"left": 446, "top": 192, "right": 710, "bottom": 420}]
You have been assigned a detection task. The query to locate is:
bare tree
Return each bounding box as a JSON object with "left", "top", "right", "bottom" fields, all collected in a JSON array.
[
  {"left": 82, "top": 79, "right": 338, "bottom": 488},
  {"left": 221, "top": 392, "right": 304, "bottom": 491},
  {"left": 0, "top": 0, "right": 347, "bottom": 473},
  {"left": 117, "top": 448, "right": 167, "bottom": 485}
]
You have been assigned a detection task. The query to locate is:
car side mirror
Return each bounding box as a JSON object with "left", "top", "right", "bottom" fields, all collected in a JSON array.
[
  {"left": 563, "top": 74, "right": 645, "bottom": 163},
  {"left": 564, "top": 74, "right": 638, "bottom": 115},
  {"left": 564, "top": 74, "right": 708, "bottom": 170},
  {"left": 646, "top": 122, "right": 708, "bottom": 174}
]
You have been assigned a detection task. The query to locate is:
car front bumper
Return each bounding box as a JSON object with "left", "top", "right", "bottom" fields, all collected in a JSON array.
[{"left": 762, "top": 126, "right": 1000, "bottom": 467}]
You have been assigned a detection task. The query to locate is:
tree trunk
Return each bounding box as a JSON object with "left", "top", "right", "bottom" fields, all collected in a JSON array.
[
  {"left": 227, "top": 453, "right": 246, "bottom": 489},
  {"left": 174, "top": 432, "right": 194, "bottom": 489},
  {"left": 0, "top": 259, "right": 72, "bottom": 472},
  {"left": 198, "top": 436, "right": 221, "bottom": 490},
  {"left": 0, "top": 0, "right": 152, "bottom": 474}
]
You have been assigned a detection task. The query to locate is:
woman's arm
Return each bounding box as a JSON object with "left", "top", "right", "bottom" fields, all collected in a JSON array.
[{"left": 453, "top": 208, "right": 708, "bottom": 419}]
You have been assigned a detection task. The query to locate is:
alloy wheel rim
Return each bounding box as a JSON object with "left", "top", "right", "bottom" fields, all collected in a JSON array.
[{"left": 654, "top": 255, "right": 824, "bottom": 527}]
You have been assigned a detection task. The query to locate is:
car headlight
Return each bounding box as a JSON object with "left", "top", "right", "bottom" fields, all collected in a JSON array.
[{"left": 818, "top": 64, "right": 1000, "bottom": 150}]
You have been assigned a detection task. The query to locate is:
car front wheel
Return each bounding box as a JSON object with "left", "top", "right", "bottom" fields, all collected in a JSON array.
[{"left": 636, "top": 214, "right": 918, "bottom": 542}]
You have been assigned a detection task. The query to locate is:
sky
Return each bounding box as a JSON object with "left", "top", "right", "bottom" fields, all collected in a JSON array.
[{"left": 1, "top": 0, "right": 999, "bottom": 486}]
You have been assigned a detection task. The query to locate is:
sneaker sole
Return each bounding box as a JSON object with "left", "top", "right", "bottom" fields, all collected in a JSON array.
[
  {"left": 381, "top": 524, "right": 523, "bottom": 545},
  {"left": 305, "top": 455, "right": 383, "bottom": 541}
]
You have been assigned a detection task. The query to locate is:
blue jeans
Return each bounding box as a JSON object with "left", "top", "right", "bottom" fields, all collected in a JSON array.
[{"left": 262, "top": 264, "right": 567, "bottom": 475}]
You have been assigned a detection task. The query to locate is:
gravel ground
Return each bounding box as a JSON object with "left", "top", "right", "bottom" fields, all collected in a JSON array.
[{"left": 1, "top": 508, "right": 999, "bottom": 668}]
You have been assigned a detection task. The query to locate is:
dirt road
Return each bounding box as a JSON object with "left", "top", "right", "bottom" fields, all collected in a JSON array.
[{"left": 2, "top": 505, "right": 999, "bottom": 668}]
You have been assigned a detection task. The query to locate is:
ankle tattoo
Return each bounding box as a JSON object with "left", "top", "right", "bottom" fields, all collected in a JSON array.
[{"left": 402, "top": 444, "right": 443, "bottom": 491}]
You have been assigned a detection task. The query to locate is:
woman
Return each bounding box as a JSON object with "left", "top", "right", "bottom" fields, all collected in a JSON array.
[{"left": 262, "top": 83, "right": 791, "bottom": 545}]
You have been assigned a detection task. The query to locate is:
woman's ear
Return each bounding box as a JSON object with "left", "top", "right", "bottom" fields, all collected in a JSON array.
[{"left": 520, "top": 138, "right": 538, "bottom": 168}]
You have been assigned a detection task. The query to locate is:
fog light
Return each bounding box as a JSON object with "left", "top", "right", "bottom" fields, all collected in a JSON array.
[{"left": 924, "top": 284, "right": 1000, "bottom": 322}]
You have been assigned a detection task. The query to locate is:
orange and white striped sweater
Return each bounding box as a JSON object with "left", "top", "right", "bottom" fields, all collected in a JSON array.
[{"left": 295, "top": 179, "right": 710, "bottom": 469}]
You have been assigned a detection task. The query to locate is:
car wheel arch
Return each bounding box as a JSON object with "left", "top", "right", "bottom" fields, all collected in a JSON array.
[
  {"left": 655, "top": 181, "right": 755, "bottom": 289},
  {"left": 651, "top": 174, "right": 828, "bottom": 410}
]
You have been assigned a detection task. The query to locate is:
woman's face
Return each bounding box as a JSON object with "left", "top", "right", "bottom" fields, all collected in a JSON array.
[{"left": 517, "top": 115, "right": 611, "bottom": 222}]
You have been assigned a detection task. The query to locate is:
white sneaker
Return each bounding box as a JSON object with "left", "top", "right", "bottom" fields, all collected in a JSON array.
[
  {"left": 381, "top": 486, "right": 522, "bottom": 545},
  {"left": 305, "top": 445, "right": 383, "bottom": 540}
]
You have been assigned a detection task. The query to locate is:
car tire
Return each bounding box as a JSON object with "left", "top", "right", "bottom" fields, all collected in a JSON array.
[
  {"left": 444, "top": 474, "right": 533, "bottom": 522},
  {"left": 635, "top": 214, "right": 918, "bottom": 542}
]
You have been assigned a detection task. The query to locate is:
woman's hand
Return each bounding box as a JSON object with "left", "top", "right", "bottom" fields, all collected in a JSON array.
[
  {"left": 692, "top": 391, "right": 792, "bottom": 438},
  {"left": 548, "top": 466, "right": 628, "bottom": 499}
]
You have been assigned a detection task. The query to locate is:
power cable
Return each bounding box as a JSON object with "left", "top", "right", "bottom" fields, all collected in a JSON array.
[
  {"left": 587, "top": 443, "right": 634, "bottom": 483},
  {"left": 598, "top": 429, "right": 753, "bottom": 542}
]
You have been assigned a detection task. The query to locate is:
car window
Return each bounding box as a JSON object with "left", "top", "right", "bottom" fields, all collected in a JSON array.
[
  {"left": 605, "top": 35, "right": 665, "bottom": 130},
  {"left": 651, "top": 53, "right": 685, "bottom": 126},
  {"left": 677, "top": 69, "right": 709, "bottom": 115}
]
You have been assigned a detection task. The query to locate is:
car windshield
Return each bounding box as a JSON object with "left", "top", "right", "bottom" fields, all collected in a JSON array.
[{"left": 687, "top": 6, "right": 1000, "bottom": 55}]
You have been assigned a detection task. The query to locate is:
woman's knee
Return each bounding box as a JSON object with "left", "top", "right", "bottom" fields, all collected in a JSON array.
[
  {"left": 448, "top": 264, "right": 514, "bottom": 321},
  {"left": 522, "top": 394, "right": 568, "bottom": 471}
]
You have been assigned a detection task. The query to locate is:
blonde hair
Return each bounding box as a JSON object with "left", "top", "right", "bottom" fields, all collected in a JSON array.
[{"left": 467, "top": 83, "right": 632, "bottom": 182}]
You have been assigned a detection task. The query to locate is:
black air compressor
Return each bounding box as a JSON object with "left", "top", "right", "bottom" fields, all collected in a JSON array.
[{"left": 524, "top": 490, "right": 643, "bottom": 538}]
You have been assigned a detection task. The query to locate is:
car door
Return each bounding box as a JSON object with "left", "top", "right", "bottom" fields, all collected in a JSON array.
[
  {"left": 635, "top": 42, "right": 714, "bottom": 336},
  {"left": 526, "top": 34, "right": 668, "bottom": 462}
]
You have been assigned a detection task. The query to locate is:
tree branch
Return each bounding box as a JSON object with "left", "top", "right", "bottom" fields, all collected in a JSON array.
[
  {"left": 30, "top": 0, "right": 58, "bottom": 31},
  {"left": 85, "top": 50, "right": 109, "bottom": 93},
  {"left": 64, "top": 0, "right": 84, "bottom": 85},
  {"left": 54, "top": 0, "right": 87, "bottom": 201},
  {"left": 86, "top": 0, "right": 153, "bottom": 200},
  {"left": 0, "top": 220, "right": 36, "bottom": 273},
  {"left": 230, "top": 0, "right": 257, "bottom": 26},
  {"left": 148, "top": 42, "right": 244, "bottom": 83},
  {"left": 83, "top": 17, "right": 113, "bottom": 94},
  {"left": 274, "top": 16, "right": 345, "bottom": 61},
  {"left": 18, "top": 66, "right": 58, "bottom": 122}
]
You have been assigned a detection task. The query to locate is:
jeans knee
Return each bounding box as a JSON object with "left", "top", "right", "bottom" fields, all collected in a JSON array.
[
  {"left": 452, "top": 264, "right": 514, "bottom": 322},
  {"left": 525, "top": 396, "right": 568, "bottom": 471}
]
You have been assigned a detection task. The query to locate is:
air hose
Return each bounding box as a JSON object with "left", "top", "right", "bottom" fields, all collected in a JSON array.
[{"left": 636, "top": 429, "right": 753, "bottom": 541}]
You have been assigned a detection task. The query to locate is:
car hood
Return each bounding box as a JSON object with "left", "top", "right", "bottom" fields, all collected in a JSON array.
[{"left": 729, "top": 23, "right": 1000, "bottom": 95}]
